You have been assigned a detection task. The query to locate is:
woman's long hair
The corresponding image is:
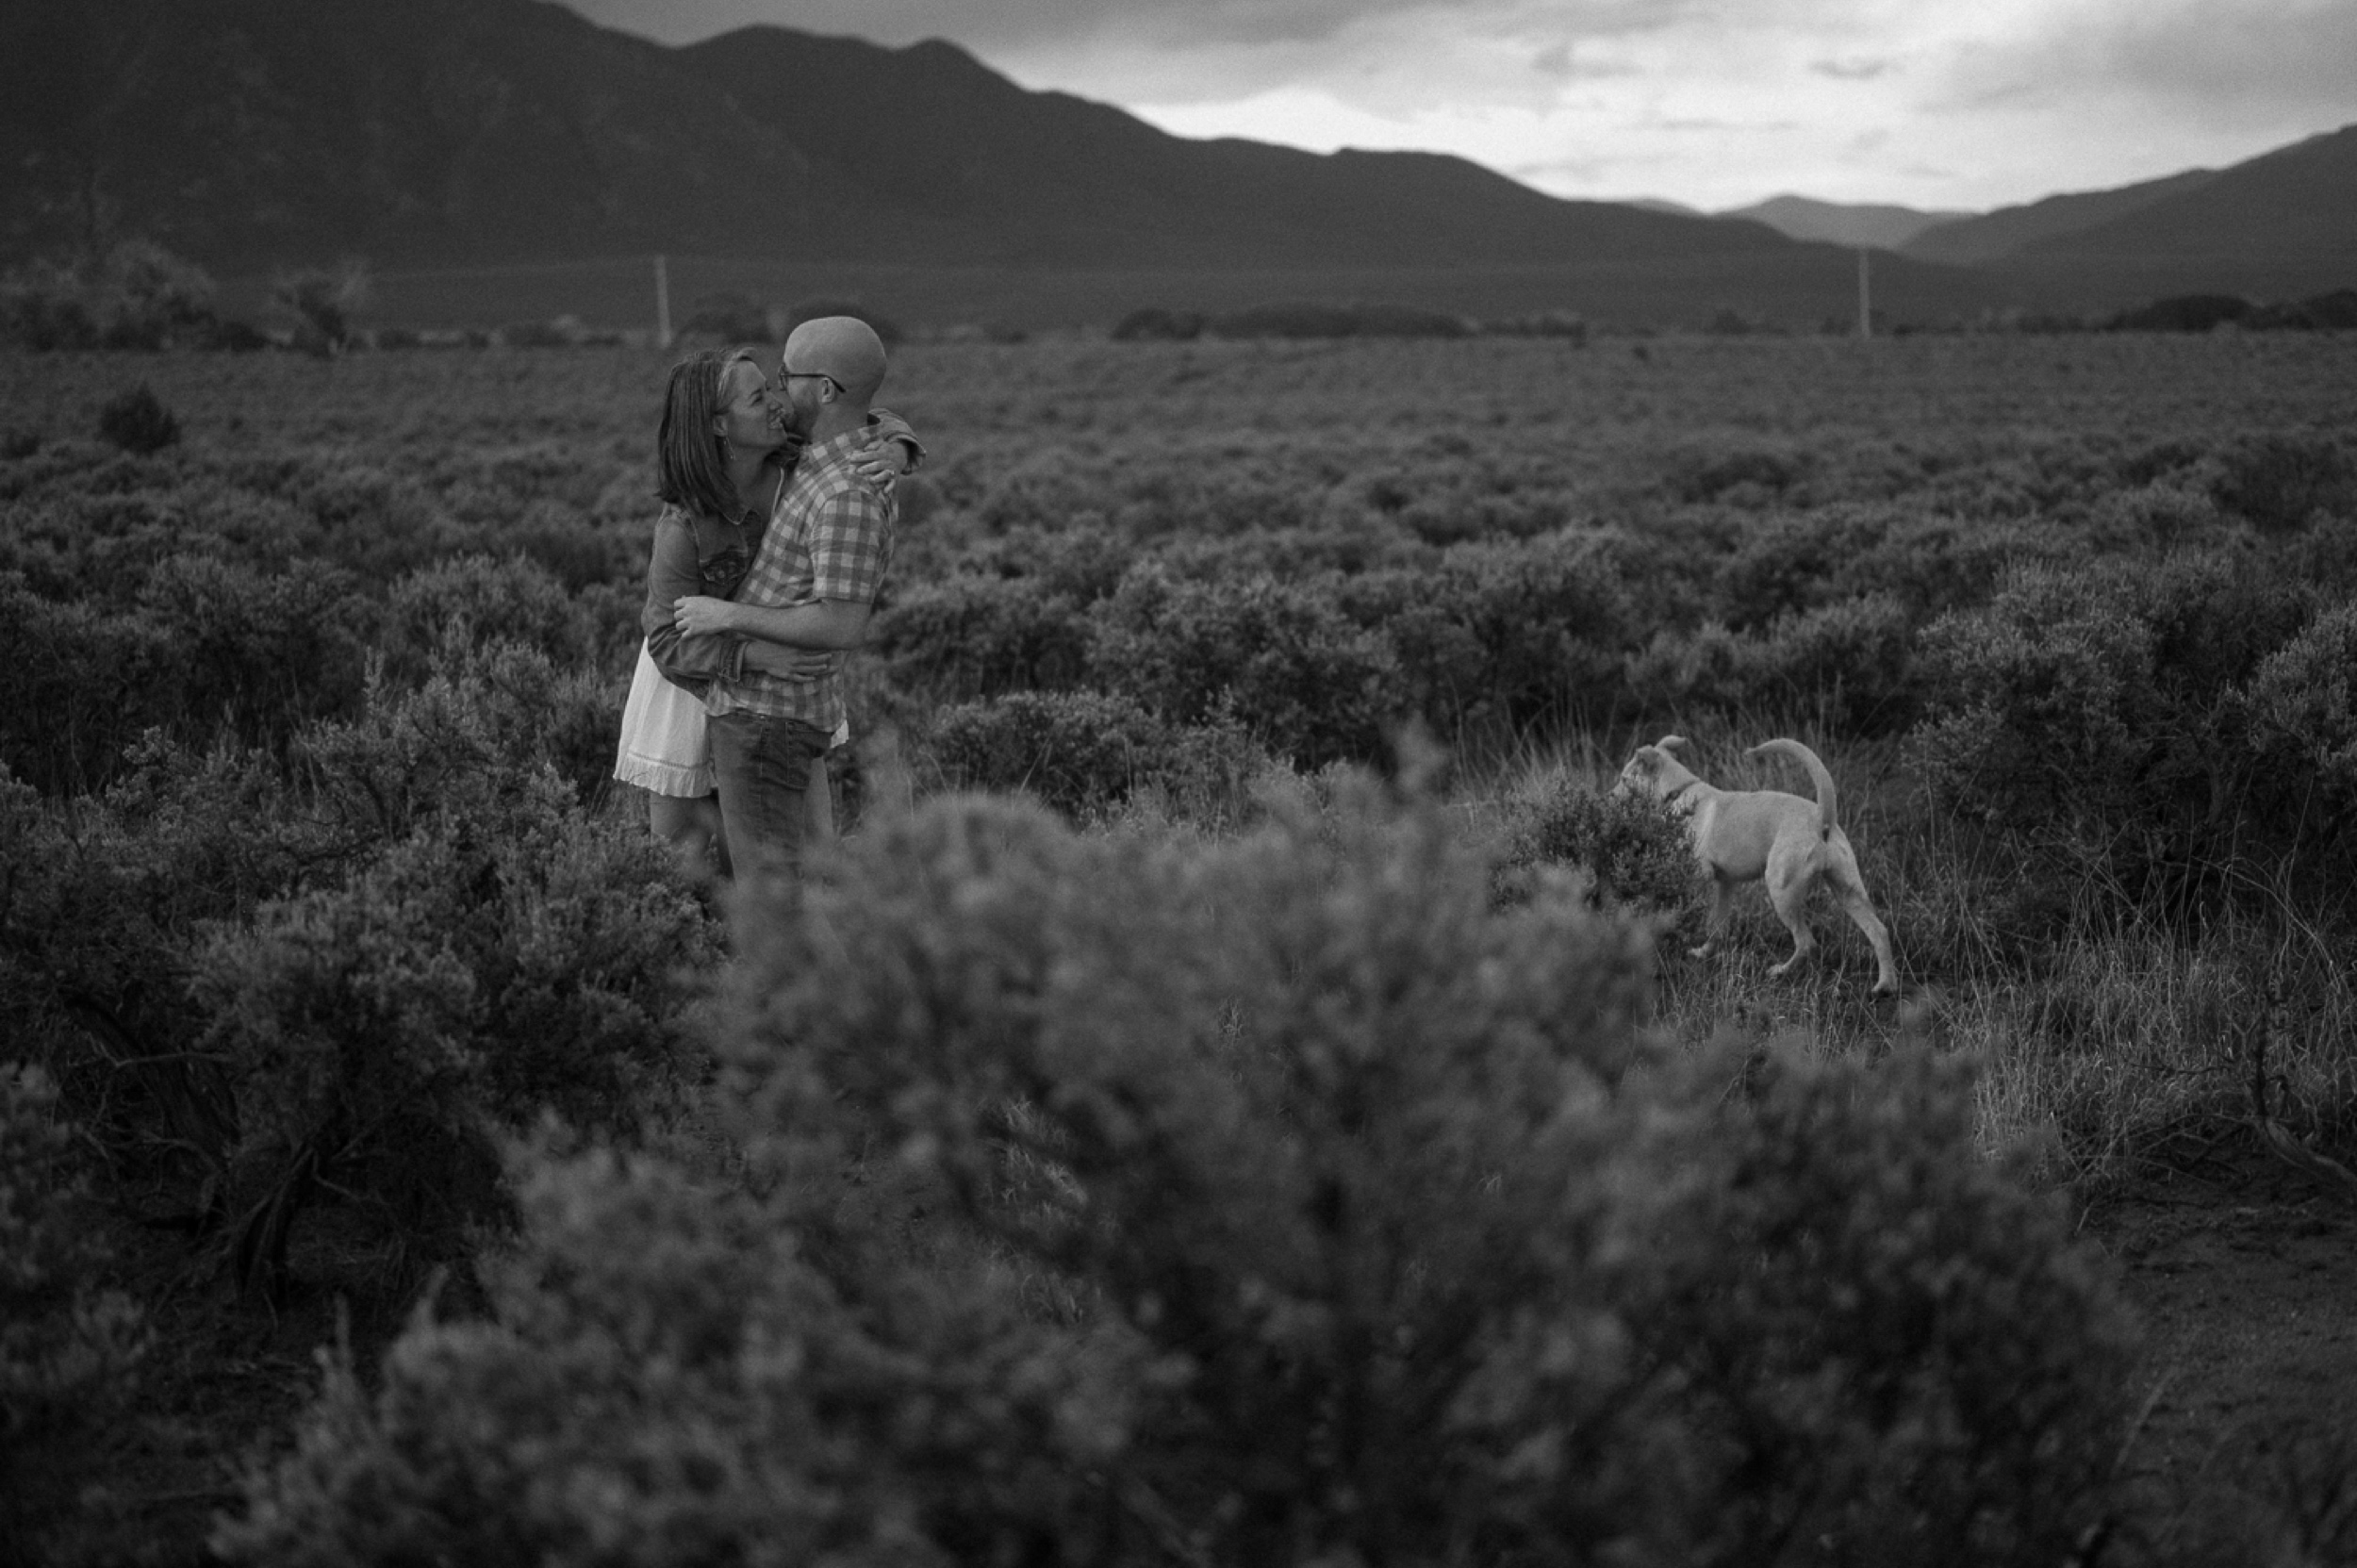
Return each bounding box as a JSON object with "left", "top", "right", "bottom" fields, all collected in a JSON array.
[{"left": 655, "top": 346, "right": 764, "bottom": 521}]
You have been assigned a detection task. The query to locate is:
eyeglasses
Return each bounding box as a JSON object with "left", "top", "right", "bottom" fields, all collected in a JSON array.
[{"left": 778, "top": 367, "right": 844, "bottom": 398}]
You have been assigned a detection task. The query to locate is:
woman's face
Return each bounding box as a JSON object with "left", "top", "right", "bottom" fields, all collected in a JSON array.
[{"left": 712, "top": 359, "right": 781, "bottom": 454}]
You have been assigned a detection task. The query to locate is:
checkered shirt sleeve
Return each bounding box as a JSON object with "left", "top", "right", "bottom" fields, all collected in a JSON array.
[{"left": 805, "top": 480, "right": 894, "bottom": 604}]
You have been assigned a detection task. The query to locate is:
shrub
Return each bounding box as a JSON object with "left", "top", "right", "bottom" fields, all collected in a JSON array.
[
  {"left": 1208, "top": 300, "right": 1473, "bottom": 338},
  {"left": 0, "top": 743, "right": 299, "bottom": 1214},
  {"left": 1907, "top": 553, "right": 2320, "bottom": 911},
  {"left": 1715, "top": 507, "right": 1895, "bottom": 628},
  {"left": 271, "top": 263, "right": 369, "bottom": 355},
  {"left": 0, "top": 258, "right": 97, "bottom": 351},
  {"left": 1110, "top": 306, "right": 1204, "bottom": 341},
  {"left": 380, "top": 553, "right": 602, "bottom": 682},
  {"left": 873, "top": 573, "right": 1093, "bottom": 701},
  {"left": 1341, "top": 536, "right": 1636, "bottom": 738},
  {"left": 930, "top": 688, "right": 1265, "bottom": 821},
  {"left": 1627, "top": 593, "right": 1918, "bottom": 737},
  {"left": 738, "top": 786, "right": 1696, "bottom": 1562},
  {"left": 194, "top": 772, "right": 712, "bottom": 1294},
  {"left": 1087, "top": 563, "right": 1398, "bottom": 767},
  {"left": 2107, "top": 293, "right": 2251, "bottom": 333},
  {"left": 0, "top": 573, "right": 186, "bottom": 794},
  {"left": 1, "top": 1066, "right": 147, "bottom": 1563},
  {"left": 2239, "top": 600, "right": 2357, "bottom": 846},
  {"left": 2211, "top": 433, "right": 2354, "bottom": 533},
  {"left": 134, "top": 554, "right": 370, "bottom": 753},
  {"left": 1641, "top": 1044, "right": 2136, "bottom": 1566},
  {"left": 93, "top": 239, "right": 219, "bottom": 349},
  {"left": 218, "top": 1142, "right": 1127, "bottom": 1568},
  {"left": 1497, "top": 770, "right": 1706, "bottom": 930},
  {"left": 96, "top": 383, "right": 181, "bottom": 454},
  {"left": 220, "top": 783, "right": 2135, "bottom": 1566},
  {"left": 1670, "top": 438, "right": 1809, "bottom": 504}
]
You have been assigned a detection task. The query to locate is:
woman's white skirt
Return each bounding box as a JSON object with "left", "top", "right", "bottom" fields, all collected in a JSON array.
[
  {"left": 614, "top": 641, "right": 715, "bottom": 798},
  {"left": 613, "top": 640, "right": 852, "bottom": 800}
]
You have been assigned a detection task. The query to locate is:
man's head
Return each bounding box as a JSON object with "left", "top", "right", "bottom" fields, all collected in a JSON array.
[{"left": 775, "top": 316, "right": 887, "bottom": 436}]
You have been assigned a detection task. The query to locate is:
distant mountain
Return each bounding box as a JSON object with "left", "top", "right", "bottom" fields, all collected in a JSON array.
[
  {"left": 1621, "top": 197, "right": 1706, "bottom": 218},
  {"left": 2007, "top": 125, "right": 2356, "bottom": 271},
  {"left": 1902, "top": 128, "right": 2355, "bottom": 305},
  {"left": 0, "top": 0, "right": 1791, "bottom": 278},
  {"left": 1901, "top": 169, "right": 2219, "bottom": 266},
  {"left": 1724, "top": 196, "right": 1972, "bottom": 251},
  {"left": 666, "top": 26, "right": 1794, "bottom": 271}
]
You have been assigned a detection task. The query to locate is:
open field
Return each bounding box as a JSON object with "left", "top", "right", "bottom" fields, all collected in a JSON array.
[
  {"left": 204, "top": 248, "right": 2032, "bottom": 337},
  {"left": 6, "top": 332, "right": 2357, "bottom": 1564}
]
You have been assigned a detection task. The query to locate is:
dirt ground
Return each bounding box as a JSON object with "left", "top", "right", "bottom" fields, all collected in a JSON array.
[{"left": 2089, "top": 1155, "right": 2357, "bottom": 1566}]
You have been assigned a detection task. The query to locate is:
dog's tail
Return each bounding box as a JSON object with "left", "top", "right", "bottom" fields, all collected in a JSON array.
[{"left": 1746, "top": 738, "right": 1838, "bottom": 839}]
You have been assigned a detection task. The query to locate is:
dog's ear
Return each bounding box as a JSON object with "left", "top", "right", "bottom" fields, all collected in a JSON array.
[{"left": 1657, "top": 734, "right": 1690, "bottom": 756}]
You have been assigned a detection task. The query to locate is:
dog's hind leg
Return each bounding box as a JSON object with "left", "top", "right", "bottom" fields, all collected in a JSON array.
[
  {"left": 1829, "top": 867, "right": 1900, "bottom": 996},
  {"left": 1763, "top": 868, "right": 1819, "bottom": 979}
]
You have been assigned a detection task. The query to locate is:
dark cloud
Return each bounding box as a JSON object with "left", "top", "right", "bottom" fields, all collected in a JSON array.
[
  {"left": 1811, "top": 57, "right": 1895, "bottom": 81},
  {"left": 569, "top": 0, "right": 1718, "bottom": 55},
  {"left": 567, "top": 0, "right": 1449, "bottom": 51},
  {"left": 1941, "top": 0, "right": 2357, "bottom": 126}
]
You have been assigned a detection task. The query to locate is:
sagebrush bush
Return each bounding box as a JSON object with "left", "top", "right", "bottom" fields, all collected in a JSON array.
[
  {"left": 1642, "top": 1043, "right": 2136, "bottom": 1566},
  {"left": 1, "top": 1066, "right": 147, "bottom": 1563},
  {"left": 185, "top": 647, "right": 716, "bottom": 1292},
  {"left": 218, "top": 1140, "right": 1131, "bottom": 1568},
  {"left": 5, "top": 627, "right": 705, "bottom": 1298},
  {"left": 96, "top": 383, "right": 182, "bottom": 454},
  {"left": 1086, "top": 562, "right": 1397, "bottom": 767},
  {"left": 1911, "top": 553, "right": 2333, "bottom": 914},
  {"left": 929, "top": 687, "right": 1265, "bottom": 821},
  {"left": 194, "top": 776, "right": 711, "bottom": 1293},
  {"left": 0, "top": 572, "right": 185, "bottom": 793},
  {"left": 875, "top": 573, "right": 1093, "bottom": 701},
  {"left": 2211, "top": 432, "right": 2353, "bottom": 534},
  {"left": 1626, "top": 593, "right": 1919, "bottom": 736},
  {"left": 225, "top": 780, "right": 2134, "bottom": 1565},
  {"left": 136, "top": 553, "right": 370, "bottom": 753},
  {"left": 1499, "top": 768, "right": 1706, "bottom": 928},
  {"left": 380, "top": 553, "right": 610, "bottom": 685}
]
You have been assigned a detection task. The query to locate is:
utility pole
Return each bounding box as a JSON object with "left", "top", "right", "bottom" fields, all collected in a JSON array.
[
  {"left": 1856, "top": 248, "right": 1871, "bottom": 339},
  {"left": 654, "top": 254, "right": 672, "bottom": 349}
]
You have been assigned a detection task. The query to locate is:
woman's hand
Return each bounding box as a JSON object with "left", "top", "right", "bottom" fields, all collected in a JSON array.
[
  {"left": 851, "top": 437, "right": 914, "bottom": 487},
  {"left": 741, "top": 642, "right": 835, "bottom": 680},
  {"left": 672, "top": 595, "right": 737, "bottom": 636}
]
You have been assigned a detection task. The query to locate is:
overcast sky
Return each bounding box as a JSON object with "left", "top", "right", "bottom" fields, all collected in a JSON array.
[{"left": 560, "top": 0, "right": 2357, "bottom": 212}]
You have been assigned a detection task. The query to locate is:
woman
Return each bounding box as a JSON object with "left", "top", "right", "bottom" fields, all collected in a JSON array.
[{"left": 613, "top": 346, "right": 917, "bottom": 875}]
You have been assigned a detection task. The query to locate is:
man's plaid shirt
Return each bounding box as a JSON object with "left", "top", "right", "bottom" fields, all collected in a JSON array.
[{"left": 702, "top": 425, "right": 898, "bottom": 728}]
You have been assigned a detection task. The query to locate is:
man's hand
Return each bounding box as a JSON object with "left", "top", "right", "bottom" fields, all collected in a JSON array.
[{"left": 673, "top": 595, "right": 737, "bottom": 636}]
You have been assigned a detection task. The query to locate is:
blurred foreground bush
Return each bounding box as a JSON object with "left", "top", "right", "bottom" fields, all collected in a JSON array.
[
  {"left": 0, "top": 1067, "right": 146, "bottom": 1562},
  {"left": 224, "top": 781, "right": 2134, "bottom": 1568}
]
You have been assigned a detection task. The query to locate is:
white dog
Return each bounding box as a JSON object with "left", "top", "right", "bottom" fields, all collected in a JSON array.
[{"left": 1615, "top": 734, "right": 1899, "bottom": 995}]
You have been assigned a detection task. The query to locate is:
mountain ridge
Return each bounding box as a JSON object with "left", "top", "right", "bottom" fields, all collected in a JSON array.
[
  {"left": 1722, "top": 196, "right": 1972, "bottom": 251},
  {"left": 0, "top": 0, "right": 1795, "bottom": 275}
]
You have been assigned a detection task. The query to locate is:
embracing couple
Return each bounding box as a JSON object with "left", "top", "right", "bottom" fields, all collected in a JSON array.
[{"left": 612, "top": 316, "right": 918, "bottom": 883}]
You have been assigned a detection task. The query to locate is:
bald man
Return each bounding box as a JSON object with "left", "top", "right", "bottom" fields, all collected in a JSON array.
[{"left": 678, "top": 317, "right": 900, "bottom": 882}]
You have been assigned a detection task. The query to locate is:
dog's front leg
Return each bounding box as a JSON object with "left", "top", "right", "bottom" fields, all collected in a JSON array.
[{"left": 1689, "top": 876, "right": 1734, "bottom": 958}]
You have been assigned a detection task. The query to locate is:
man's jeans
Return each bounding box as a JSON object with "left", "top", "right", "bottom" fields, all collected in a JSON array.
[{"left": 707, "top": 710, "right": 831, "bottom": 882}]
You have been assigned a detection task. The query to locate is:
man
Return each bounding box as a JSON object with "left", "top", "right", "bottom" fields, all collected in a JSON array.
[{"left": 673, "top": 316, "right": 898, "bottom": 880}]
